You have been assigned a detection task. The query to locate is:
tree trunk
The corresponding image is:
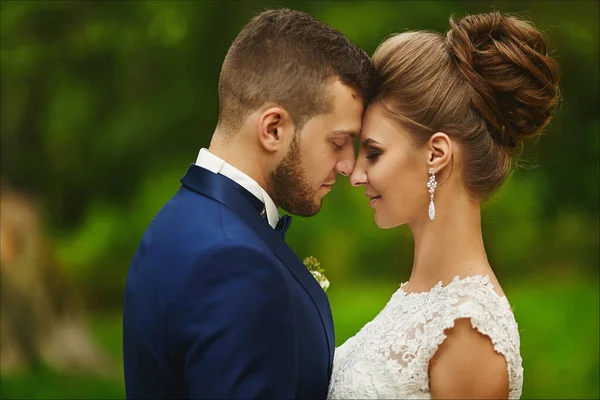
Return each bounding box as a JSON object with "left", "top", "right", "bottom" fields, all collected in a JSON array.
[{"left": 0, "top": 178, "right": 115, "bottom": 376}]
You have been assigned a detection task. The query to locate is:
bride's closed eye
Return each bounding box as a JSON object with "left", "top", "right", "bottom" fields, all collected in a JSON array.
[
  {"left": 366, "top": 147, "right": 382, "bottom": 161},
  {"left": 362, "top": 138, "right": 383, "bottom": 161}
]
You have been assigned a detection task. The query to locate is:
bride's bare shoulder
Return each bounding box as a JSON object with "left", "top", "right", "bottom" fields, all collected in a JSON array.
[{"left": 428, "top": 318, "right": 509, "bottom": 399}]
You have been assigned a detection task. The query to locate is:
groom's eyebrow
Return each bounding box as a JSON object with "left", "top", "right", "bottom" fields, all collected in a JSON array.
[{"left": 331, "top": 129, "right": 359, "bottom": 139}]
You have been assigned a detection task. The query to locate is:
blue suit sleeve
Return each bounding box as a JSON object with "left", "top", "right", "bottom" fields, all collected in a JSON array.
[{"left": 168, "top": 242, "right": 297, "bottom": 399}]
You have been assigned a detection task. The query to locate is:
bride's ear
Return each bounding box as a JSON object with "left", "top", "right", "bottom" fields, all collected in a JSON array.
[{"left": 426, "top": 132, "right": 452, "bottom": 173}]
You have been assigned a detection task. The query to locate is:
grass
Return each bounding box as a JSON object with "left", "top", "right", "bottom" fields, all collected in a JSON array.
[
  {"left": 1, "top": 278, "right": 598, "bottom": 399},
  {"left": 0, "top": 316, "right": 125, "bottom": 399},
  {"left": 0, "top": 364, "right": 124, "bottom": 399}
]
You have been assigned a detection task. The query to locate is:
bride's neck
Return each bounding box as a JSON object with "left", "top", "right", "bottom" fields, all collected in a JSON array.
[{"left": 407, "top": 189, "right": 491, "bottom": 290}]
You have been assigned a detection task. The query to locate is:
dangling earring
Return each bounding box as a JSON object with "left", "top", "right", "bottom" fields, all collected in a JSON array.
[{"left": 427, "top": 168, "right": 437, "bottom": 221}]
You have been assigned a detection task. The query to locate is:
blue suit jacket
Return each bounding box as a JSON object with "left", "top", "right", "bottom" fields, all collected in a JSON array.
[{"left": 123, "top": 164, "right": 335, "bottom": 399}]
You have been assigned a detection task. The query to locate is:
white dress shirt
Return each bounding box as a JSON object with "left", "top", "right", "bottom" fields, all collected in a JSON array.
[{"left": 195, "top": 148, "right": 280, "bottom": 229}]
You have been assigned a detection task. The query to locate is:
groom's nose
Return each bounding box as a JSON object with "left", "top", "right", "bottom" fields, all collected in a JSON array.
[{"left": 335, "top": 148, "right": 356, "bottom": 176}]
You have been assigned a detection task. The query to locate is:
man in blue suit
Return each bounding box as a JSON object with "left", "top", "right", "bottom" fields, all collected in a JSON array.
[{"left": 123, "top": 8, "right": 374, "bottom": 399}]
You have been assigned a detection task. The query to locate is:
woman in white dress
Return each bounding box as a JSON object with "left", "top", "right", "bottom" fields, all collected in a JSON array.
[{"left": 328, "top": 11, "right": 560, "bottom": 399}]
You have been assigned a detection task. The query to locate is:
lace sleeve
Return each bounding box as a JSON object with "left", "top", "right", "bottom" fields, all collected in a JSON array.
[
  {"left": 328, "top": 275, "right": 523, "bottom": 399},
  {"left": 415, "top": 276, "right": 523, "bottom": 399}
]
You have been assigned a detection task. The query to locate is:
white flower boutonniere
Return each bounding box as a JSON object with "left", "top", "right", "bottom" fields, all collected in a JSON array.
[{"left": 303, "top": 256, "right": 330, "bottom": 292}]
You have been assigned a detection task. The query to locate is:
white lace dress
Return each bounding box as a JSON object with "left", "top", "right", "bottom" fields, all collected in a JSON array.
[{"left": 328, "top": 275, "right": 523, "bottom": 399}]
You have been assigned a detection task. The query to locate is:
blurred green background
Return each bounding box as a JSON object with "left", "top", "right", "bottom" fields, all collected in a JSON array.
[{"left": 1, "top": 0, "right": 598, "bottom": 398}]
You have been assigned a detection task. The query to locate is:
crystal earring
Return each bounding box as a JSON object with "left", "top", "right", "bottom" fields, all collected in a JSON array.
[{"left": 427, "top": 168, "right": 437, "bottom": 220}]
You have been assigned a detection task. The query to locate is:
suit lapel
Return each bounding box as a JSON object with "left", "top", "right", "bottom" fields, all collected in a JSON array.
[{"left": 180, "top": 164, "right": 334, "bottom": 372}]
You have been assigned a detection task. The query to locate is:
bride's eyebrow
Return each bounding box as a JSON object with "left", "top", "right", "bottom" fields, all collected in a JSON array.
[{"left": 362, "top": 138, "right": 382, "bottom": 148}]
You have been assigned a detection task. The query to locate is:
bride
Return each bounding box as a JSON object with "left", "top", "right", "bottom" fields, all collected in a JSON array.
[{"left": 328, "top": 11, "right": 560, "bottom": 399}]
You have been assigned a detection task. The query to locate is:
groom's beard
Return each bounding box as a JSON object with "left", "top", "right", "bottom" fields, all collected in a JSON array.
[{"left": 271, "top": 133, "right": 320, "bottom": 217}]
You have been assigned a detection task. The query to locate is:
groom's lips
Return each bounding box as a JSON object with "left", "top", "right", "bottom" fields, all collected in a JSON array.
[{"left": 321, "top": 183, "right": 335, "bottom": 193}]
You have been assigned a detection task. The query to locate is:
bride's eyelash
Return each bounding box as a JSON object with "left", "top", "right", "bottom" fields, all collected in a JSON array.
[{"left": 366, "top": 148, "right": 382, "bottom": 160}]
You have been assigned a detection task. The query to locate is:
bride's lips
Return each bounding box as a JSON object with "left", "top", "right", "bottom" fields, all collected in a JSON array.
[{"left": 366, "top": 194, "right": 381, "bottom": 207}]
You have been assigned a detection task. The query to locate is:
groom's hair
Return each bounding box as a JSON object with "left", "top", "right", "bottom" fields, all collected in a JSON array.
[{"left": 217, "top": 8, "right": 375, "bottom": 134}]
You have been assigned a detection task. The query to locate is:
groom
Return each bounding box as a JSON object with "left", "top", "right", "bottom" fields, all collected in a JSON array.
[{"left": 123, "top": 8, "right": 374, "bottom": 399}]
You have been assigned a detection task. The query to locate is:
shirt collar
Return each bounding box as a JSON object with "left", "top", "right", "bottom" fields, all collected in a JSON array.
[{"left": 195, "top": 148, "right": 280, "bottom": 229}]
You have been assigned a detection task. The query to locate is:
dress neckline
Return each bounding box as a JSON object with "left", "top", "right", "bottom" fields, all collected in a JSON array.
[{"left": 398, "top": 274, "right": 506, "bottom": 299}]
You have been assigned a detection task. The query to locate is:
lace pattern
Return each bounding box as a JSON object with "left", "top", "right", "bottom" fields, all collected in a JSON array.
[{"left": 328, "top": 275, "right": 523, "bottom": 399}]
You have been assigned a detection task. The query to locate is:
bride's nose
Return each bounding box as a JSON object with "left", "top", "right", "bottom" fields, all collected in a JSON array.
[{"left": 350, "top": 166, "right": 367, "bottom": 187}]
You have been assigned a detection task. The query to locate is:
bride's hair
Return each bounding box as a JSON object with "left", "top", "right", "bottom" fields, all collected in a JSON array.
[{"left": 371, "top": 11, "right": 560, "bottom": 198}]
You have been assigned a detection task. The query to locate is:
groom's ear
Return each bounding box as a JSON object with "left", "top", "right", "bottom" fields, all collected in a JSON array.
[
  {"left": 426, "top": 132, "right": 453, "bottom": 173},
  {"left": 257, "top": 106, "right": 295, "bottom": 153}
]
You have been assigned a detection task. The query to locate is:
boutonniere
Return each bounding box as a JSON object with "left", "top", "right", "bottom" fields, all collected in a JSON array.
[{"left": 303, "top": 256, "right": 330, "bottom": 292}]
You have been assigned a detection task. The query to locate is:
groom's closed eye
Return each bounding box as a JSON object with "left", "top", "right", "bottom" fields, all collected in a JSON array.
[
  {"left": 330, "top": 129, "right": 359, "bottom": 152},
  {"left": 332, "top": 138, "right": 349, "bottom": 152}
]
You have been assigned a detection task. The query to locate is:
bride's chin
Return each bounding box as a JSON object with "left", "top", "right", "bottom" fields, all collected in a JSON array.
[
  {"left": 374, "top": 213, "right": 403, "bottom": 230},
  {"left": 374, "top": 215, "right": 393, "bottom": 230}
]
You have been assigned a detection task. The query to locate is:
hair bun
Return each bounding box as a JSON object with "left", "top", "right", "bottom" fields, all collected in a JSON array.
[{"left": 446, "top": 11, "right": 560, "bottom": 149}]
